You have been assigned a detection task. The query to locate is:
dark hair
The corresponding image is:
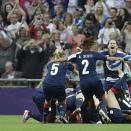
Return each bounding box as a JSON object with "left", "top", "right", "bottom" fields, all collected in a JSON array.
[
  {"left": 111, "top": 7, "right": 117, "bottom": 13},
  {"left": 3, "top": 2, "right": 13, "bottom": 14},
  {"left": 120, "top": 7, "right": 130, "bottom": 21},
  {"left": 107, "top": 39, "right": 118, "bottom": 46},
  {"left": 81, "top": 37, "right": 96, "bottom": 49},
  {"left": 85, "top": 13, "right": 98, "bottom": 24}
]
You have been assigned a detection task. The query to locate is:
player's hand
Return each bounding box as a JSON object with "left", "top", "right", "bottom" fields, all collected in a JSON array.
[{"left": 118, "top": 57, "right": 124, "bottom": 61}]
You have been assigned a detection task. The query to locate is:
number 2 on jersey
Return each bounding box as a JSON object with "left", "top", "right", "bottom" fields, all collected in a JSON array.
[
  {"left": 50, "top": 63, "right": 59, "bottom": 75},
  {"left": 82, "top": 60, "right": 89, "bottom": 75}
]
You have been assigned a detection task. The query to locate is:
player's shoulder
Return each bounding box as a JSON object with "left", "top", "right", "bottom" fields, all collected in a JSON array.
[
  {"left": 68, "top": 52, "right": 81, "bottom": 60},
  {"left": 116, "top": 50, "right": 126, "bottom": 56}
]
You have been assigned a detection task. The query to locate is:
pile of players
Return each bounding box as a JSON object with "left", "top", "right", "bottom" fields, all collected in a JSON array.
[{"left": 23, "top": 38, "right": 131, "bottom": 124}]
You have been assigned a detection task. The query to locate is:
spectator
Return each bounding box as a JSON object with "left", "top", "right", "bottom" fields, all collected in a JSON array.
[
  {"left": 119, "top": 7, "right": 130, "bottom": 21},
  {"left": 42, "top": 33, "right": 56, "bottom": 59},
  {"left": 67, "top": 25, "right": 85, "bottom": 54},
  {"left": 42, "top": 12, "right": 56, "bottom": 33},
  {"left": 110, "top": 7, "right": 124, "bottom": 30},
  {"left": 5, "top": 0, "right": 26, "bottom": 24},
  {"left": 46, "top": 0, "right": 68, "bottom": 17},
  {"left": 29, "top": 12, "right": 46, "bottom": 38},
  {"left": 51, "top": 30, "right": 64, "bottom": 50},
  {"left": 121, "top": 20, "right": 131, "bottom": 54},
  {"left": 106, "top": 0, "right": 125, "bottom": 9},
  {"left": 15, "top": 27, "right": 30, "bottom": 56},
  {"left": 67, "top": 0, "right": 78, "bottom": 14},
  {"left": 94, "top": 2, "right": 109, "bottom": 28},
  {"left": 16, "top": 38, "right": 46, "bottom": 79},
  {"left": 3, "top": 2, "right": 14, "bottom": 25},
  {"left": 64, "top": 13, "right": 73, "bottom": 36},
  {"left": 54, "top": 4, "right": 64, "bottom": 21},
  {"left": 84, "top": 0, "right": 95, "bottom": 14},
  {"left": 6, "top": 13, "right": 28, "bottom": 39},
  {"left": 1, "top": 61, "right": 21, "bottom": 79},
  {"left": 97, "top": 18, "right": 120, "bottom": 47},
  {"left": 28, "top": 5, "right": 45, "bottom": 24},
  {"left": 56, "top": 20, "right": 68, "bottom": 43},
  {"left": 72, "top": 7, "right": 84, "bottom": 28},
  {"left": 0, "top": 30, "right": 14, "bottom": 75},
  {"left": 83, "top": 13, "right": 100, "bottom": 39},
  {"left": 26, "top": 0, "right": 40, "bottom": 17},
  {"left": 19, "top": 0, "right": 32, "bottom": 13},
  {"left": 125, "top": 0, "right": 131, "bottom": 14},
  {"left": 0, "top": 61, "right": 21, "bottom": 86}
]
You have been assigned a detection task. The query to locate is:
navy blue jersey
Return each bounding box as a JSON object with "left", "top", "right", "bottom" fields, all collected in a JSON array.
[
  {"left": 101, "top": 49, "right": 130, "bottom": 82},
  {"left": 68, "top": 51, "right": 107, "bottom": 86},
  {"left": 75, "top": 87, "right": 82, "bottom": 94},
  {"left": 44, "top": 62, "right": 74, "bottom": 87}
]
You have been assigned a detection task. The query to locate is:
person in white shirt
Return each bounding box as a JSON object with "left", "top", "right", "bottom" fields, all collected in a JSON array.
[
  {"left": 98, "top": 18, "right": 120, "bottom": 47},
  {"left": 67, "top": 0, "right": 78, "bottom": 14},
  {"left": 6, "top": 13, "right": 28, "bottom": 39},
  {"left": 106, "top": 0, "right": 125, "bottom": 9}
]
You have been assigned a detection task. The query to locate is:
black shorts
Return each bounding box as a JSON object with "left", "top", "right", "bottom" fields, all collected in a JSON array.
[
  {"left": 44, "top": 84, "right": 66, "bottom": 102},
  {"left": 81, "top": 80, "right": 105, "bottom": 100}
]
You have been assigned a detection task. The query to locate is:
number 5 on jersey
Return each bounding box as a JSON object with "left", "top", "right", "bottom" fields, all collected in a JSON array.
[{"left": 50, "top": 63, "right": 59, "bottom": 75}]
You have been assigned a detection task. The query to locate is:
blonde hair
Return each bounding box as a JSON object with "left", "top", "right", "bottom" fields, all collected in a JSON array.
[{"left": 53, "top": 49, "right": 65, "bottom": 60}]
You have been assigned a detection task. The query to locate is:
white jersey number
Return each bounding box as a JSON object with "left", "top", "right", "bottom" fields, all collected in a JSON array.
[
  {"left": 82, "top": 60, "right": 89, "bottom": 75},
  {"left": 50, "top": 63, "right": 59, "bottom": 75}
]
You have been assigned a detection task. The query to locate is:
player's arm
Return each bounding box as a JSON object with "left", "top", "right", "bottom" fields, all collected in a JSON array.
[
  {"left": 68, "top": 52, "right": 80, "bottom": 62},
  {"left": 106, "top": 56, "right": 124, "bottom": 61},
  {"left": 96, "top": 52, "right": 124, "bottom": 61},
  {"left": 123, "top": 55, "right": 131, "bottom": 61}
]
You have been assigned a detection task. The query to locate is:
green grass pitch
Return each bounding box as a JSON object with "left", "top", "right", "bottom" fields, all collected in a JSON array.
[{"left": 0, "top": 115, "right": 131, "bottom": 131}]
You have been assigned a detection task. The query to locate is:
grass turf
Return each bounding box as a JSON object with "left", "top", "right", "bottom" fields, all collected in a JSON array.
[{"left": 0, "top": 115, "right": 131, "bottom": 131}]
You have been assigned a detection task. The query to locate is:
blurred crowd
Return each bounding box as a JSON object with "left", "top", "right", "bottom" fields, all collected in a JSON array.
[{"left": 0, "top": 0, "right": 131, "bottom": 83}]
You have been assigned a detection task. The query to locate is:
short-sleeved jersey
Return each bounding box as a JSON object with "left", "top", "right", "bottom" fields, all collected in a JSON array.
[
  {"left": 68, "top": 51, "right": 107, "bottom": 86},
  {"left": 101, "top": 49, "right": 131, "bottom": 82},
  {"left": 44, "top": 62, "right": 74, "bottom": 87}
]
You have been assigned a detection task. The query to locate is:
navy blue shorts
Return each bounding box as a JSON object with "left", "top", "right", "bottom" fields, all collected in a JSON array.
[
  {"left": 108, "top": 108, "right": 123, "bottom": 123},
  {"left": 66, "top": 94, "right": 76, "bottom": 112},
  {"left": 81, "top": 80, "right": 105, "bottom": 100},
  {"left": 44, "top": 84, "right": 66, "bottom": 102}
]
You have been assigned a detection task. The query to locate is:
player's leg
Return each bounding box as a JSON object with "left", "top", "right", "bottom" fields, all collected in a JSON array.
[
  {"left": 23, "top": 90, "right": 45, "bottom": 123},
  {"left": 56, "top": 87, "right": 68, "bottom": 123},
  {"left": 32, "top": 90, "right": 45, "bottom": 114},
  {"left": 93, "top": 80, "right": 111, "bottom": 123}
]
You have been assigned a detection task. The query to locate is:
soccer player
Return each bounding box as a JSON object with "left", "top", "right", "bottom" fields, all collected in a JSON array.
[
  {"left": 23, "top": 89, "right": 45, "bottom": 123},
  {"left": 43, "top": 49, "right": 74, "bottom": 123},
  {"left": 101, "top": 39, "right": 131, "bottom": 98},
  {"left": 99, "top": 39, "right": 131, "bottom": 123},
  {"left": 65, "top": 82, "right": 84, "bottom": 123},
  {"left": 67, "top": 38, "right": 124, "bottom": 123}
]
